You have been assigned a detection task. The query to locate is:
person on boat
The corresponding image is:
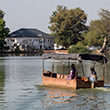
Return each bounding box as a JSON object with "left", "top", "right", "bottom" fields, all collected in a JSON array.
[
  {"left": 67, "top": 64, "right": 77, "bottom": 79},
  {"left": 89, "top": 67, "right": 97, "bottom": 82}
]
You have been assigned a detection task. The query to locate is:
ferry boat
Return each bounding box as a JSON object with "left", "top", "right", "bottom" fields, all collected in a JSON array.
[{"left": 42, "top": 53, "right": 107, "bottom": 89}]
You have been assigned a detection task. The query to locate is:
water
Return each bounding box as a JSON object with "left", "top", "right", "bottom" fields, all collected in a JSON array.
[{"left": 0, "top": 55, "right": 110, "bottom": 110}]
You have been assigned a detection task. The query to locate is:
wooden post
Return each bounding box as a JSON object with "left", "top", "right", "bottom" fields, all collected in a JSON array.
[
  {"left": 81, "top": 61, "right": 85, "bottom": 77},
  {"left": 42, "top": 59, "right": 44, "bottom": 73},
  {"left": 68, "top": 58, "right": 70, "bottom": 68},
  {"left": 93, "top": 61, "right": 96, "bottom": 68},
  {"left": 62, "top": 62, "right": 65, "bottom": 78},
  {"left": 52, "top": 59, "right": 54, "bottom": 73},
  {"left": 102, "top": 58, "right": 106, "bottom": 80},
  {"left": 50, "top": 59, "right": 54, "bottom": 77},
  {"left": 68, "top": 58, "right": 70, "bottom": 74},
  {"left": 102, "top": 64, "right": 105, "bottom": 80}
]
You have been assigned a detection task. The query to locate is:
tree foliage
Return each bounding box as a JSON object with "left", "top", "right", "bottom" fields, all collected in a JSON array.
[
  {"left": 84, "top": 20, "right": 104, "bottom": 46},
  {"left": 85, "top": 9, "right": 110, "bottom": 52},
  {"left": 49, "top": 5, "right": 88, "bottom": 48},
  {"left": 68, "top": 43, "right": 90, "bottom": 53},
  {"left": 99, "top": 9, "right": 110, "bottom": 51},
  {"left": 0, "top": 10, "right": 9, "bottom": 52}
]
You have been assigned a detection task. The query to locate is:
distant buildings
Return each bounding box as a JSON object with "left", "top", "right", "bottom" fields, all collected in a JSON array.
[
  {"left": 6, "top": 28, "right": 54, "bottom": 51},
  {"left": 54, "top": 44, "right": 65, "bottom": 50}
]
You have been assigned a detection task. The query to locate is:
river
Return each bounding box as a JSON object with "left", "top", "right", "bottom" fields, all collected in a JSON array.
[{"left": 0, "top": 54, "right": 110, "bottom": 110}]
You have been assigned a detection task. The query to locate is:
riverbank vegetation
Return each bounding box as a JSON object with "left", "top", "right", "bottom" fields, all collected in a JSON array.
[
  {"left": 0, "top": 10, "right": 10, "bottom": 53},
  {"left": 49, "top": 5, "right": 110, "bottom": 53},
  {"left": 0, "top": 6, "right": 110, "bottom": 54},
  {"left": 68, "top": 43, "right": 91, "bottom": 53}
]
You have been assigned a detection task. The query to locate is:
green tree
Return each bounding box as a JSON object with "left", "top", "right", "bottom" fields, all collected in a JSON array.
[
  {"left": 68, "top": 42, "right": 90, "bottom": 53},
  {"left": 49, "top": 5, "right": 88, "bottom": 48},
  {"left": 85, "top": 9, "right": 110, "bottom": 53},
  {"left": 0, "top": 10, "right": 9, "bottom": 53},
  {"left": 98, "top": 9, "right": 110, "bottom": 52},
  {"left": 84, "top": 20, "right": 104, "bottom": 46}
]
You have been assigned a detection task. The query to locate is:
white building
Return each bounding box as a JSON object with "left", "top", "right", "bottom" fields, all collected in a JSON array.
[
  {"left": 54, "top": 43, "right": 65, "bottom": 50},
  {"left": 6, "top": 28, "right": 54, "bottom": 51}
]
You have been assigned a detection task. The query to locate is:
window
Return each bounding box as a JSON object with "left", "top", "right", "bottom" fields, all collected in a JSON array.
[
  {"left": 7, "top": 39, "right": 9, "bottom": 42},
  {"left": 39, "top": 39, "right": 40, "bottom": 43},
  {"left": 22, "top": 45, "right": 25, "bottom": 49},
  {"left": 39, "top": 39, "right": 42, "bottom": 43},
  {"left": 43, "top": 39, "right": 45, "bottom": 43},
  {"left": 11, "top": 39, "right": 15, "bottom": 42},
  {"left": 38, "top": 34, "right": 42, "bottom": 37},
  {"left": 40, "top": 45, "right": 42, "bottom": 49}
]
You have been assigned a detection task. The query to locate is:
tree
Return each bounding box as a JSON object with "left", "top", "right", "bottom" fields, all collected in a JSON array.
[
  {"left": 85, "top": 9, "right": 110, "bottom": 53},
  {"left": 68, "top": 43, "right": 91, "bottom": 53},
  {"left": 98, "top": 9, "right": 110, "bottom": 52},
  {"left": 49, "top": 5, "right": 88, "bottom": 48},
  {"left": 84, "top": 20, "right": 104, "bottom": 47},
  {"left": 0, "top": 10, "right": 9, "bottom": 53}
]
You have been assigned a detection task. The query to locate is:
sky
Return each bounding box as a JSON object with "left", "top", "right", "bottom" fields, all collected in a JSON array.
[{"left": 0, "top": 0, "right": 110, "bottom": 33}]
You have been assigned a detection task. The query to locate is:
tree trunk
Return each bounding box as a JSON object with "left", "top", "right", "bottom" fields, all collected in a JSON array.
[{"left": 99, "top": 37, "right": 107, "bottom": 53}]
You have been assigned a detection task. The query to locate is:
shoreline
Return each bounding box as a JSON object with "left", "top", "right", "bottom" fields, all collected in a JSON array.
[{"left": 0, "top": 50, "right": 110, "bottom": 57}]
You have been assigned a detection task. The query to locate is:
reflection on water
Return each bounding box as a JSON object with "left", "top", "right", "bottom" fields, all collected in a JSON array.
[
  {"left": 42, "top": 87, "right": 77, "bottom": 106},
  {"left": 37, "top": 86, "right": 110, "bottom": 110},
  {"left": 0, "top": 54, "right": 110, "bottom": 110},
  {"left": 0, "top": 60, "right": 5, "bottom": 110}
]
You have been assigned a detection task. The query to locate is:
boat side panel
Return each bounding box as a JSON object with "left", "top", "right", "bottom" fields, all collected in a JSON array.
[
  {"left": 77, "top": 79, "right": 91, "bottom": 89},
  {"left": 94, "top": 80, "right": 104, "bottom": 87},
  {"left": 77, "top": 79, "right": 104, "bottom": 89},
  {"left": 42, "top": 76, "right": 77, "bottom": 89}
]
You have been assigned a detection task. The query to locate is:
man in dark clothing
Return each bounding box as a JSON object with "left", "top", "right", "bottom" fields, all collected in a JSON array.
[
  {"left": 90, "top": 67, "right": 97, "bottom": 76},
  {"left": 67, "top": 64, "right": 77, "bottom": 79}
]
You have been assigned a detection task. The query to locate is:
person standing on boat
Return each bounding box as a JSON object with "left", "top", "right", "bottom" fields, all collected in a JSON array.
[
  {"left": 67, "top": 64, "right": 77, "bottom": 79},
  {"left": 90, "top": 67, "right": 97, "bottom": 82}
]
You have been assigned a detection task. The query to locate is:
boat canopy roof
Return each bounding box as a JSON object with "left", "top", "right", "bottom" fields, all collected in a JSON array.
[{"left": 42, "top": 53, "right": 107, "bottom": 64}]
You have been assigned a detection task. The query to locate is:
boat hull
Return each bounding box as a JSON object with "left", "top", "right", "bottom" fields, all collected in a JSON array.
[
  {"left": 43, "top": 75, "right": 77, "bottom": 89},
  {"left": 42, "top": 72, "right": 104, "bottom": 89},
  {"left": 77, "top": 79, "right": 104, "bottom": 89}
]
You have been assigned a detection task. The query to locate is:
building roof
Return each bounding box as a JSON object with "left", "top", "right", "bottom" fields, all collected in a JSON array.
[{"left": 9, "top": 28, "right": 54, "bottom": 39}]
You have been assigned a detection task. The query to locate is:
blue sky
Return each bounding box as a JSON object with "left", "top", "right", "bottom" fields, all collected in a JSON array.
[{"left": 0, "top": 0, "right": 110, "bottom": 33}]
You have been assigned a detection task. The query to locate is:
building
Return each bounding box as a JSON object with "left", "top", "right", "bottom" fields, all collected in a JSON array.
[
  {"left": 54, "top": 43, "right": 65, "bottom": 50},
  {"left": 6, "top": 28, "right": 54, "bottom": 51}
]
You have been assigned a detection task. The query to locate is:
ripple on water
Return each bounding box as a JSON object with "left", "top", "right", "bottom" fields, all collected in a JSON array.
[{"left": 0, "top": 56, "right": 110, "bottom": 110}]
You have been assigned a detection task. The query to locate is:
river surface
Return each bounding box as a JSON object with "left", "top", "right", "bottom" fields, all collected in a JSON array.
[{"left": 0, "top": 54, "right": 110, "bottom": 110}]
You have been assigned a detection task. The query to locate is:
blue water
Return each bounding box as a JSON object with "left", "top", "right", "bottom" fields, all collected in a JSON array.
[{"left": 0, "top": 56, "right": 110, "bottom": 110}]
